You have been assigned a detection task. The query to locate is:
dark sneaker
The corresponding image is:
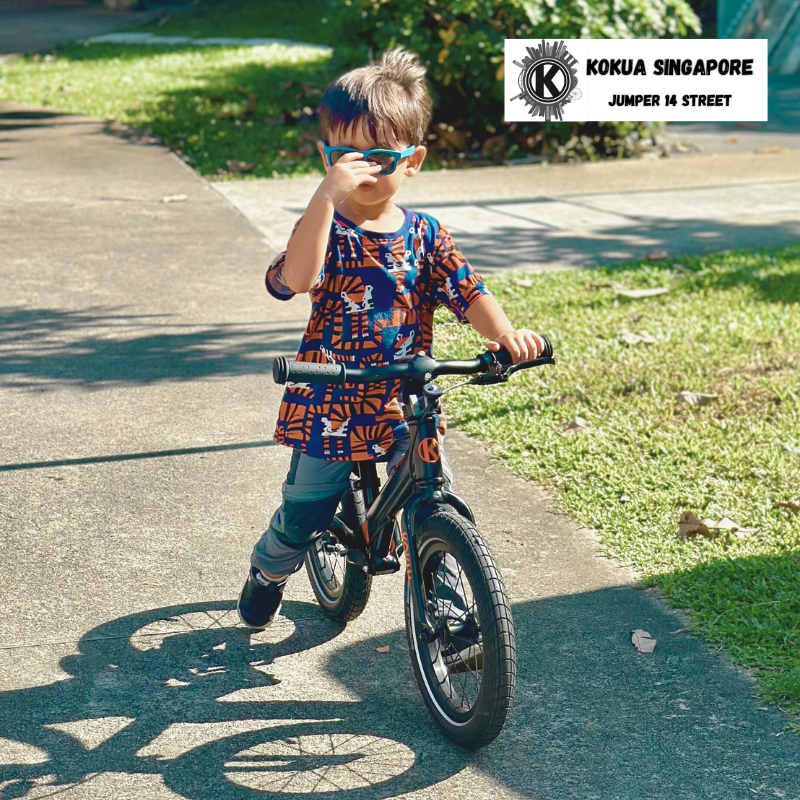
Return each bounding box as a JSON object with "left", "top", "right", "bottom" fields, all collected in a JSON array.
[{"left": 237, "top": 568, "right": 286, "bottom": 630}]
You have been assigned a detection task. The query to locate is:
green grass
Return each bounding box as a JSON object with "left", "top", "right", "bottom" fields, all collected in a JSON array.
[
  {"left": 0, "top": 39, "right": 334, "bottom": 179},
  {"left": 435, "top": 246, "right": 800, "bottom": 721},
  {"left": 138, "top": 0, "right": 335, "bottom": 45}
]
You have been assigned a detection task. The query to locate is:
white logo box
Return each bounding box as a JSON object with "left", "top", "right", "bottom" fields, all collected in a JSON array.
[{"left": 504, "top": 39, "right": 768, "bottom": 122}]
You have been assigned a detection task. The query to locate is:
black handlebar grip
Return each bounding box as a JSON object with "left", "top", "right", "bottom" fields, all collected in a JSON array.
[
  {"left": 272, "top": 357, "right": 346, "bottom": 385},
  {"left": 494, "top": 334, "right": 553, "bottom": 365}
]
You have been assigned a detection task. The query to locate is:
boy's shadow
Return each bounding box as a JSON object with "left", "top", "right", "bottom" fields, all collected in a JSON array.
[{"left": 0, "top": 601, "right": 466, "bottom": 799}]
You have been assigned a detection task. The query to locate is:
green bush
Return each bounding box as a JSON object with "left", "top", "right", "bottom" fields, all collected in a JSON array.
[{"left": 332, "top": 0, "right": 701, "bottom": 163}]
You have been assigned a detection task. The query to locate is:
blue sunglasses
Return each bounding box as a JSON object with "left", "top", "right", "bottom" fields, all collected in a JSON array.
[{"left": 322, "top": 140, "right": 417, "bottom": 175}]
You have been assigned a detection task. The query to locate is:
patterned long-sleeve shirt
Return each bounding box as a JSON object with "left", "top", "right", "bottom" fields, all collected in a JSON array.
[{"left": 266, "top": 207, "right": 490, "bottom": 461}]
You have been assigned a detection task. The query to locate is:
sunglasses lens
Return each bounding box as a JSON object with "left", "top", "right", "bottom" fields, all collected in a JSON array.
[
  {"left": 328, "top": 149, "right": 350, "bottom": 166},
  {"left": 369, "top": 154, "right": 396, "bottom": 174}
]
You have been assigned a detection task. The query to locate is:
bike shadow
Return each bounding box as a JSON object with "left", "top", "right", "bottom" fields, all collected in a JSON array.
[{"left": 0, "top": 600, "right": 467, "bottom": 800}]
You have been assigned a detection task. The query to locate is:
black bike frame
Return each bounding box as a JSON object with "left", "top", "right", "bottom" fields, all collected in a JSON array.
[{"left": 344, "top": 379, "right": 476, "bottom": 637}]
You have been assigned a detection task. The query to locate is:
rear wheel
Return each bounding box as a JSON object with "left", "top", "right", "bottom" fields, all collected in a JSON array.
[
  {"left": 404, "top": 509, "right": 516, "bottom": 749},
  {"left": 305, "top": 515, "right": 372, "bottom": 624}
]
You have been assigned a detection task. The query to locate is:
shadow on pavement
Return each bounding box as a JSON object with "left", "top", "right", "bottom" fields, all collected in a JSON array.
[
  {"left": 1, "top": 585, "right": 798, "bottom": 799},
  {"left": 441, "top": 216, "right": 800, "bottom": 272},
  {"left": 0, "top": 109, "right": 83, "bottom": 132},
  {"left": 0, "top": 307, "right": 306, "bottom": 389},
  {"left": 0, "top": 439, "right": 279, "bottom": 472},
  {"left": 0, "top": 601, "right": 468, "bottom": 799}
]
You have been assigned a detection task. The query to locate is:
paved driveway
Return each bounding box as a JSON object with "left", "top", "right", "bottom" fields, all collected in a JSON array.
[{"left": 1, "top": 104, "right": 798, "bottom": 799}]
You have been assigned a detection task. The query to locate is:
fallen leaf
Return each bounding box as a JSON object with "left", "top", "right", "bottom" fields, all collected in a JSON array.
[
  {"left": 620, "top": 328, "right": 656, "bottom": 345},
  {"left": 225, "top": 160, "right": 256, "bottom": 174},
  {"left": 375, "top": 645, "right": 391, "bottom": 653},
  {"left": 725, "top": 137, "right": 738, "bottom": 144},
  {"left": 678, "top": 511, "right": 756, "bottom": 540},
  {"left": 755, "top": 146, "right": 787, "bottom": 154},
  {"left": 613, "top": 284, "right": 671, "bottom": 299},
  {"left": 631, "top": 629, "right": 656, "bottom": 653},
  {"left": 773, "top": 501, "right": 800, "bottom": 512},
  {"left": 161, "top": 194, "right": 188, "bottom": 203},
  {"left": 562, "top": 417, "right": 589, "bottom": 436},
  {"left": 645, "top": 249, "right": 669, "bottom": 260},
  {"left": 619, "top": 494, "right": 631, "bottom": 503},
  {"left": 679, "top": 511, "right": 712, "bottom": 539},
  {"left": 512, "top": 277, "right": 533, "bottom": 288},
  {"left": 676, "top": 391, "right": 718, "bottom": 405},
  {"left": 668, "top": 628, "right": 687, "bottom": 634}
]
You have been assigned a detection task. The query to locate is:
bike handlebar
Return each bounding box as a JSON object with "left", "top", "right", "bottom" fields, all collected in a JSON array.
[{"left": 272, "top": 335, "right": 554, "bottom": 386}]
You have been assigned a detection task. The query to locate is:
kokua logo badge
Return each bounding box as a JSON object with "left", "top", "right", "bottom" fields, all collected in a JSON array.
[{"left": 512, "top": 39, "right": 581, "bottom": 121}]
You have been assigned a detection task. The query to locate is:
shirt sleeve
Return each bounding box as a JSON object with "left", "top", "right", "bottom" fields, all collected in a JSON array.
[
  {"left": 428, "top": 222, "right": 491, "bottom": 323},
  {"left": 265, "top": 216, "right": 327, "bottom": 301}
]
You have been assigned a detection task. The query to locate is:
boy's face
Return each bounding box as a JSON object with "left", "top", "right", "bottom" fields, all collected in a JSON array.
[{"left": 317, "top": 122, "right": 427, "bottom": 207}]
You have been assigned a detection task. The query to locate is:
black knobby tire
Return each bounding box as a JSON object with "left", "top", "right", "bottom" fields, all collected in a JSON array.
[
  {"left": 305, "top": 516, "right": 372, "bottom": 624},
  {"left": 404, "top": 509, "right": 516, "bottom": 749}
]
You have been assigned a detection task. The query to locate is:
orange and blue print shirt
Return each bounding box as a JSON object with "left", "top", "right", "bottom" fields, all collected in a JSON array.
[{"left": 266, "top": 207, "right": 490, "bottom": 461}]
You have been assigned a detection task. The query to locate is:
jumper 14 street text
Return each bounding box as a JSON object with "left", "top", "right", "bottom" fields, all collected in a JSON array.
[{"left": 608, "top": 93, "right": 733, "bottom": 106}]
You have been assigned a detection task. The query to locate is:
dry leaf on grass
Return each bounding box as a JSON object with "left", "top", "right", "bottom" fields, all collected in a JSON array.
[
  {"left": 678, "top": 511, "right": 758, "bottom": 540},
  {"left": 512, "top": 278, "right": 533, "bottom": 288},
  {"left": 773, "top": 501, "right": 800, "bottom": 512},
  {"left": 620, "top": 329, "right": 656, "bottom": 345},
  {"left": 613, "top": 284, "right": 671, "bottom": 299},
  {"left": 562, "top": 417, "right": 589, "bottom": 436},
  {"left": 375, "top": 645, "right": 391, "bottom": 653},
  {"left": 161, "top": 194, "right": 188, "bottom": 203},
  {"left": 225, "top": 160, "right": 257, "bottom": 174},
  {"left": 676, "top": 391, "right": 718, "bottom": 406},
  {"left": 631, "top": 629, "right": 656, "bottom": 653}
]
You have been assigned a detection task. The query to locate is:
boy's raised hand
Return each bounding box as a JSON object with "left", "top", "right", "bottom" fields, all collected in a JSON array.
[
  {"left": 487, "top": 329, "right": 545, "bottom": 364},
  {"left": 320, "top": 151, "right": 383, "bottom": 206}
]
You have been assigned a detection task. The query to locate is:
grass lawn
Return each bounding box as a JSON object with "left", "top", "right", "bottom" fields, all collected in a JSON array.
[
  {"left": 0, "top": 0, "right": 337, "bottom": 179},
  {"left": 436, "top": 246, "right": 800, "bottom": 724},
  {"left": 137, "top": 0, "right": 334, "bottom": 44}
]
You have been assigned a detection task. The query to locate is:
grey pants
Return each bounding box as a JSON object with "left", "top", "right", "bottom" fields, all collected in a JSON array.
[{"left": 251, "top": 433, "right": 454, "bottom": 577}]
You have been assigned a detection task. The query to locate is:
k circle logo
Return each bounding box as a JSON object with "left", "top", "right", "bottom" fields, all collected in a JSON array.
[
  {"left": 417, "top": 437, "right": 440, "bottom": 464},
  {"left": 513, "top": 40, "right": 581, "bottom": 121}
]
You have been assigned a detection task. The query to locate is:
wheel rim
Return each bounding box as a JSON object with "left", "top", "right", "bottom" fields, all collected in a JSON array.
[
  {"left": 413, "top": 537, "right": 483, "bottom": 723},
  {"left": 309, "top": 528, "right": 349, "bottom": 603}
]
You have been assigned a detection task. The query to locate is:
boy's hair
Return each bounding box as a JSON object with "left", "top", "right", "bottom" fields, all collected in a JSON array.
[{"left": 318, "top": 48, "right": 433, "bottom": 147}]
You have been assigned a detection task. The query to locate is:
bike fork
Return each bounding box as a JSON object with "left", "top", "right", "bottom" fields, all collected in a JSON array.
[{"left": 401, "top": 506, "right": 439, "bottom": 642}]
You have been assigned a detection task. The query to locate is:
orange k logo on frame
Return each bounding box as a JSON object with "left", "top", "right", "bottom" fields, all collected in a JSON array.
[{"left": 417, "top": 437, "right": 440, "bottom": 464}]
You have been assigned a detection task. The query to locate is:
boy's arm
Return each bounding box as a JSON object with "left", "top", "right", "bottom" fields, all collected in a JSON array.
[
  {"left": 465, "top": 294, "right": 544, "bottom": 364},
  {"left": 282, "top": 152, "right": 382, "bottom": 294}
]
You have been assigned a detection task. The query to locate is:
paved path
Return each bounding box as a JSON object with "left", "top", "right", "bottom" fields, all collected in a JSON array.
[
  {"left": 1, "top": 103, "right": 799, "bottom": 799},
  {"left": 217, "top": 148, "right": 800, "bottom": 273},
  {"left": 0, "top": 0, "right": 161, "bottom": 57}
]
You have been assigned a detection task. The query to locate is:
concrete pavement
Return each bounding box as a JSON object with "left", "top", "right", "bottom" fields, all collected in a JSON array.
[
  {"left": 0, "top": 0, "right": 163, "bottom": 58},
  {"left": 1, "top": 103, "right": 799, "bottom": 799},
  {"left": 217, "top": 147, "right": 800, "bottom": 273}
]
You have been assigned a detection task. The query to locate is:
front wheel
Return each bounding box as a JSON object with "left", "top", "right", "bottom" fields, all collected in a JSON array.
[{"left": 404, "top": 509, "right": 516, "bottom": 749}]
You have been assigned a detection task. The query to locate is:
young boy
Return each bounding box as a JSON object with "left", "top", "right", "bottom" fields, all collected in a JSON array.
[{"left": 238, "top": 47, "right": 544, "bottom": 629}]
